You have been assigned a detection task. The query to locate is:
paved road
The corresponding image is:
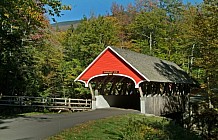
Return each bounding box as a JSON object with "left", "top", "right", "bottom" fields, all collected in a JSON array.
[{"left": 0, "top": 108, "right": 139, "bottom": 140}]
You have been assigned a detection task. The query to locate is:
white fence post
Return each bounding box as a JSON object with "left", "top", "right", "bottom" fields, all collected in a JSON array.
[
  {"left": 64, "top": 98, "right": 67, "bottom": 106},
  {"left": 140, "top": 97, "right": 145, "bottom": 114},
  {"left": 85, "top": 99, "right": 87, "bottom": 106},
  {"left": 68, "top": 98, "right": 71, "bottom": 108}
]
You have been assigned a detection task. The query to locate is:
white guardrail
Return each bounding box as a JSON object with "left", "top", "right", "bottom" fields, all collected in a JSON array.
[{"left": 0, "top": 96, "right": 92, "bottom": 111}]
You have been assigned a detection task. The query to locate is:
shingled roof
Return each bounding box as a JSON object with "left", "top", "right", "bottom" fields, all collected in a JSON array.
[{"left": 110, "top": 46, "right": 195, "bottom": 84}]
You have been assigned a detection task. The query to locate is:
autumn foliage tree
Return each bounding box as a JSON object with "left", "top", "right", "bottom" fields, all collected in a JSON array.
[
  {"left": 187, "top": 0, "right": 218, "bottom": 139},
  {"left": 0, "top": 0, "right": 63, "bottom": 95}
]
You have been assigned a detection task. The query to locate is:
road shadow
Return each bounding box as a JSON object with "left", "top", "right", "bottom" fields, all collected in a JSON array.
[
  {"left": 0, "top": 126, "right": 9, "bottom": 129},
  {"left": 0, "top": 106, "right": 51, "bottom": 119},
  {"left": 0, "top": 106, "right": 53, "bottom": 131}
]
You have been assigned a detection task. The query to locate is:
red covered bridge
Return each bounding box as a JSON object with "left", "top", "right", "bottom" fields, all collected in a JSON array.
[{"left": 75, "top": 46, "right": 196, "bottom": 115}]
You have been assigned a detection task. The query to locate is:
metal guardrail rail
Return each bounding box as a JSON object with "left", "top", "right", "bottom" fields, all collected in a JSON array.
[{"left": 0, "top": 96, "right": 92, "bottom": 112}]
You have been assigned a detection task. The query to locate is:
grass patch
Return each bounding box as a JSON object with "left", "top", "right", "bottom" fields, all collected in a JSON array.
[{"left": 47, "top": 114, "right": 202, "bottom": 140}]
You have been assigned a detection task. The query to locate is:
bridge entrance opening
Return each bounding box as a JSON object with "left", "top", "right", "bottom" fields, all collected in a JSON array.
[{"left": 90, "top": 75, "right": 140, "bottom": 111}]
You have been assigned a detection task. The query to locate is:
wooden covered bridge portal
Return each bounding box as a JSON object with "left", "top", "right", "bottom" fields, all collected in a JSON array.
[{"left": 75, "top": 46, "right": 196, "bottom": 115}]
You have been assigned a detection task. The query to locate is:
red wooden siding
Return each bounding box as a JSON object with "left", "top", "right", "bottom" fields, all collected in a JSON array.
[{"left": 78, "top": 48, "right": 145, "bottom": 87}]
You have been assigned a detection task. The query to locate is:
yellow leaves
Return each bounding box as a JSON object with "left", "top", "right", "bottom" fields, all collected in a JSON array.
[
  {"left": 25, "top": 6, "right": 46, "bottom": 23},
  {"left": 11, "top": 25, "right": 19, "bottom": 30},
  {"left": 61, "top": 5, "right": 72, "bottom": 10},
  {"left": 105, "top": 16, "right": 118, "bottom": 22},
  {"left": 4, "top": 13, "right": 9, "bottom": 18}
]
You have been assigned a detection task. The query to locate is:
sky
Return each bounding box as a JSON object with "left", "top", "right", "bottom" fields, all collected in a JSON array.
[{"left": 49, "top": 0, "right": 203, "bottom": 24}]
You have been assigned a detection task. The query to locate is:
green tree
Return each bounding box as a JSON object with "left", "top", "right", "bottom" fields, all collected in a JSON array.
[
  {"left": 128, "top": 7, "right": 167, "bottom": 55},
  {"left": 175, "top": 5, "right": 199, "bottom": 74},
  {"left": 111, "top": 2, "right": 136, "bottom": 48},
  {"left": 184, "top": 1, "right": 218, "bottom": 139},
  {"left": 64, "top": 16, "right": 120, "bottom": 67},
  {"left": 0, "top": 0, "right": 64, "bottom": 96},
  {"left": 34, "top": 32, "right": 64, "bottom": 97},
  {"left": 193, "top": 0, "right": 218, "bottom": 90}
]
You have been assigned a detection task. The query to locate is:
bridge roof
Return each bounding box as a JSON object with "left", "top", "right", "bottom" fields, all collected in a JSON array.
[
  {"left": 111, "top": 46, "right": 195, "bottom": 84},
  {"left": 75, "top": 46, "right": 196, "bottom": 88}
]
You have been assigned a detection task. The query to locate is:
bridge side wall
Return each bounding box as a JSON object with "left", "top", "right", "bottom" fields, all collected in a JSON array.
[{"left": 141, "top": 95, "right": 187, "bottom": 116}]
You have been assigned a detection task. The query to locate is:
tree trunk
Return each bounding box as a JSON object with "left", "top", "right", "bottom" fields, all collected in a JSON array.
[{"left": 149, "top": 32, "right": 152, "bottom": 55}]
